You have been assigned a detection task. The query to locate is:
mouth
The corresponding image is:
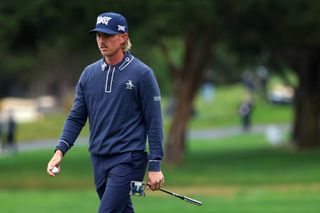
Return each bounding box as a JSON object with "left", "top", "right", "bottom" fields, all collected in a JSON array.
[{"left": 99, "top": 45, "right": 108, "bottom": 50}]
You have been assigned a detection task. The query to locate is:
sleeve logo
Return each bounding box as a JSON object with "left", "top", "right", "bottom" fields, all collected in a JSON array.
[{"left": 154, "top": 96, "right": 161, "bottom": 102}]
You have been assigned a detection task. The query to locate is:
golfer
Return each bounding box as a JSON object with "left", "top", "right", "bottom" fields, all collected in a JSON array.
[{"left": 47, "top": 12, "right": 164, "bottom": 213}]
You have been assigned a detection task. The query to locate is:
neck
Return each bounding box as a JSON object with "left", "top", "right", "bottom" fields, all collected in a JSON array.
[{"left": 104, "top": 50, "right": 125, "bottom": 65}]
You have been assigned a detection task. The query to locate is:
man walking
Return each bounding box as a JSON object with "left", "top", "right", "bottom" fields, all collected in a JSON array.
[{"left": 47, "top": 12, "right": 164, "bottom": 213}]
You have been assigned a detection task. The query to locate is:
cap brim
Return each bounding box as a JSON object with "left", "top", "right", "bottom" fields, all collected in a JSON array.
[{"left": 88, "top": 28, "right": 119, "bottom": 35}]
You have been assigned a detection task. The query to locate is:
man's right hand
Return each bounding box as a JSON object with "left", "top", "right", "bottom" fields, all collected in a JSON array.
[
  {"left": 47, "top": 149, "right": 64, "bottom": 177},
  {"left": 147, "top": 171, "right": 164, "bottom": 191}
]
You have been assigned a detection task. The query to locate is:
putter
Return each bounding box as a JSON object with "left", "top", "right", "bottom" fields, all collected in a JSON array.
[
  {"left": 130, "top": 181, "right": 202, "bottom": 206},
  {"left": 130, "top": 181, "right": 147, "bottom": 196}
]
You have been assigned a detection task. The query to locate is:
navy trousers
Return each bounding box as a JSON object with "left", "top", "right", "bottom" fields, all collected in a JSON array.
[{"left": 91, "top": 151, "right": 147, "bottom": 213}]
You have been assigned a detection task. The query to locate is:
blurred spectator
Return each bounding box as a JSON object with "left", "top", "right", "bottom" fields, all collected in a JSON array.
[
  {"left": 238, "top": 96, "right": 254, "bottom": 131},
  {"left": 201, "top": 71, "right": 215, "bottom": 102},
  {"left": 241, "top": 71, "right": 255, "bottom": 94},
  {"left": 5, "top": 112, "right": 17, "bottom": 154},
  {"left": 256, "top": 65, "right": 269, "bottom": 101}
]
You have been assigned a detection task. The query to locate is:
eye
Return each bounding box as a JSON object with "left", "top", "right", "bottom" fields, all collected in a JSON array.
[{"left": 103, "top": 33, "right": 114, "bottom": 38}]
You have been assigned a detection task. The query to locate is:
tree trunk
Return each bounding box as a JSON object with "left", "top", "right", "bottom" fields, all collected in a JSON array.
[
  {"left": 165, "top": 88, "right": 193, "bottom": 164},
  {"left": 291, "top": 53, "right": 320, "bottom": 148},
  {"left": 165, "top": 31, "right": 215, "bottom": 164}
]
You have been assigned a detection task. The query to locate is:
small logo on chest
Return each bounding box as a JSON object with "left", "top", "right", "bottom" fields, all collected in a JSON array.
[{"left": 126, "top": 80, "right": 134, "bottom": 90}]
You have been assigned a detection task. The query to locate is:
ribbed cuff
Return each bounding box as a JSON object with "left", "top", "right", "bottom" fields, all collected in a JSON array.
[
  {"left": 55, "top": 140, "right": 71, "bottom": 155},
  {"left": 148, "top": 160, "right": 161, "bottom": 171}
]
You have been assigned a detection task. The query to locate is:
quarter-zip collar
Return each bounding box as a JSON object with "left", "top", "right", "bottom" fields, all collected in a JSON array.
[{"left": 100, "top": 51, "right": 134, "bottom": 71}]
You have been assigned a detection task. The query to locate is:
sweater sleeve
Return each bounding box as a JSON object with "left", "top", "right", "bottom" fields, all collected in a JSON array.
[
  {"left": 139, "top": 70, "right": 164, "bottom": 171},
  {"left": 56, "top": 71, "right": 88, "bottom": 154}
]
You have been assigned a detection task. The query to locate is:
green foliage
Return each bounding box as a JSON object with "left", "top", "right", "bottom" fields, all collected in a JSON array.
[
  {"left": 140, "top": 38, "right": 184, "bottom": 94},
  {"left": 0, "top": 0, "right": 131, "bottom": 96},
  {"left": 220, "top": 0, "right": 320, "bottom": 51},
  {"left": 1, "top": 0, "right": 320, "bottom": 96}
]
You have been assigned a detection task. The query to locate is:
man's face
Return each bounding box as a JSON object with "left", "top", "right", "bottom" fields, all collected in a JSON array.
[{"left": 96, "top": 32, "right": 127, "bottom": 58}]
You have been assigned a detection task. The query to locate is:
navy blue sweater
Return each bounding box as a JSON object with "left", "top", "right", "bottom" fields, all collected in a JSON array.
[{"left": 56, "top": 52, "right": 163, "bottom": 171}]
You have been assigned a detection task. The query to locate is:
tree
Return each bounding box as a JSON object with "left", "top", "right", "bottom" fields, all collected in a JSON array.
[
  {"left": 218, "top": 0, "right": 320, "bottom": 148},
  {"left": 0, "top": 0, "right": 121, "bottom": 97},
  {"left": 130, "top": 0, "right": 220, "bottom": 164},
  {"left": 138, "top": 0, "right": 320, "bottom": 164}
]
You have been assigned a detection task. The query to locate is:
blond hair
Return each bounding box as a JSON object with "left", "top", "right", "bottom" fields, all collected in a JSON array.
[{"left": 123, "top": 38, "right": 132, "bottom": 51}]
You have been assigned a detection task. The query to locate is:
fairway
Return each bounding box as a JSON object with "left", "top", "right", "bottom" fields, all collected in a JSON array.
[
  {"left": 1, "top": 133, "right": 320, "bottom": 212},
  {"left": 1, "top": 185, "right": 320, "bottom": 212}
]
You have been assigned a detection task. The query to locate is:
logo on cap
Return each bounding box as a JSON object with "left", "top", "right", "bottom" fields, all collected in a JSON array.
[
  {"left": 89, "top": 12, "right": 128, "bottom": 35},
  {"left": 118, "top": 25, "right": 126, "bottom": 32},
  {"left": 97, "top": 16, "right": 112, "bottom": 26}
]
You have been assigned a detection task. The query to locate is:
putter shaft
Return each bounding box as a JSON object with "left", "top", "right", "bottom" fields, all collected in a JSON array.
[{"left": 147, "top": 184, "right": 202, "bottom": 206}]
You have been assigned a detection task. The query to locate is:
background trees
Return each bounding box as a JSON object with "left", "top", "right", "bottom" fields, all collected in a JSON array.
[
  {"left": 0, "top": 0, "right": 319, "bottom": 164},
  {"left": 217, "top": 0, "right": 320, "bottom": 150}
]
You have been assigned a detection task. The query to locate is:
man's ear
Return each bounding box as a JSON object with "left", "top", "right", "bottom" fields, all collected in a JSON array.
[{"left": 120, "top": 33, "right": 128, "bottom": 43}]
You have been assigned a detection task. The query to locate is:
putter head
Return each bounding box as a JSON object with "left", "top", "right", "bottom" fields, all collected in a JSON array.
[{"left": 130, "top": 181, "right": 147, "bottom": 197}]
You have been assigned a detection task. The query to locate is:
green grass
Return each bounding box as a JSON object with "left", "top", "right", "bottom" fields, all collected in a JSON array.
[
  {"left": 0, "top": 190, "right": 99, "bottom": 213},
  {"left": 1, "top": 190, "right": 320, "bottom": 213},
  {"left": 16, "top": 113, "right": 89, "bottom": 142},
  {"left": 135, "top": 191, "right": 320, "bottom": 213},
  {"left": 1, "top": 133, "right": 320, "bottom": 212},
  {"left": 165, "top": 134, "right": 320, "bottom": 186},
  {"left": 16, "top": 113, "right": 66, "bottom": 141},
  {"left": 3, "top": 133, "right": 320, "bottom": 189}
]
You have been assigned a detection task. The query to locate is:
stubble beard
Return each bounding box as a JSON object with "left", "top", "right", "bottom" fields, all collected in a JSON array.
[{"left": 101, "top": 46, "right": 123, "bottom": 60}]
